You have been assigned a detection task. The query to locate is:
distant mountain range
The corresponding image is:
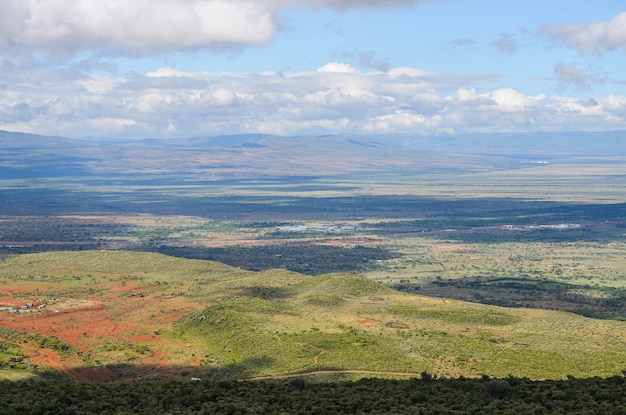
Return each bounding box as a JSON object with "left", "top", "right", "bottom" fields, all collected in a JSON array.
[{"left": 1, "top": 129, "right": 625, "bottom": 180}]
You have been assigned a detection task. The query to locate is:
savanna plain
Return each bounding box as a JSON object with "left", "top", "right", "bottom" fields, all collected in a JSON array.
[{"left": 1, "top": 131, "right": 626, "bottom": 413}]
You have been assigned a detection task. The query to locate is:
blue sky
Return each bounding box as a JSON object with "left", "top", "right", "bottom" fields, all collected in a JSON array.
[{"left": 0, "top": 0, "right": 625, "bottom": 138}]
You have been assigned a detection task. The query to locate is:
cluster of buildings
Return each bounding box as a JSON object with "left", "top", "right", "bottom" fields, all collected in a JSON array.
[
  {"left": 501, "top": 223, "right": 581, "bottom": 230},
  {"left": 0, "top": 303, "right": 45, "bottom": 314},
  {"left": 277, "top": 225, "right": 358, "bottom": 232}
]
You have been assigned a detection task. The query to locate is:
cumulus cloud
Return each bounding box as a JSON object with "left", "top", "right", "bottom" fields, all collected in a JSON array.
[
  {"left": 539, "top": 12, "right": 626, "bottom": 55},
  {"left": 317, "top": 62, "right": 360, "bottom": 73},
  {"left": 1, "top": 62, "right": 623, "bottom": 138},
  {"left": 0, "top": 0, "right": 276, "bottom": 55},
  {"left": 0, "top": 0, "right": 429, "bottom": 56}
]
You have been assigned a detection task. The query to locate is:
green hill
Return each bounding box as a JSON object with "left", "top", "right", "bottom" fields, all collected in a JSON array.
[{"left": 0, "top": 251, "right": 625, "bottom": 381}]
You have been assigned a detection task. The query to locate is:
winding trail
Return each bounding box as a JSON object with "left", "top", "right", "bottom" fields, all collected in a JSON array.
[
  {"left": 312, "top": 348, "right": 324, "bottom": 364},
  {"left": 240, "top": 369, "right": 426, "bottom": 381}
]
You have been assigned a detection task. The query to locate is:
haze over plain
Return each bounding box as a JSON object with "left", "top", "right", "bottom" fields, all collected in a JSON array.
[{"left": 0, "top": 0, "right": 624, "bottom": 139}]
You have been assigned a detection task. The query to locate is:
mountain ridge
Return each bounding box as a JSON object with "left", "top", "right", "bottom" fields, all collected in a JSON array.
[{"left": 2, "top": 129, "right": 625, "bottom": 180}]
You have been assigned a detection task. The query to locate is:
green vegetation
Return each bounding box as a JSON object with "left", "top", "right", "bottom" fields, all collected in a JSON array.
[
  {"left": 0, "top": 250, "right": 243, "bottom": 281},
  {"left": 0, "top": 328, "right": 77, "bottom": 360},
  {"left": 2, "top": 131, "right": 626, "bottom": 414},
  {"left": 137, "top": 244, "right": 398, "bottom": 275},
  {"left": 0, "top": 250, "right": 625, "bottom": 381},
  {"left": 386, "top": 303, "right": 520, "bottom": 326},
  {"left": 395, "top": 276, "right": 626, "bottom": 320},
  {"left": 0, "top": 370, "right": 37, "bottom": 381},
  {"left": 0, "top": 341, "right": 28, "bottom": 371},
  {"left": 93, "top": 340, "right": 154, "bottom": 360},
  {"left": 2, "top": 376, "right": 626, "bottom": 414}
]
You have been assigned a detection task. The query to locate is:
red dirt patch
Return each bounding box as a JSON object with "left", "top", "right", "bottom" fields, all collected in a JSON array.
[
  {"left": 0, "top": 280, "right": 202, "bottom": 377},
  {"left": 0, "top": 288, "right": 26, "bottom": 296},
  {"left": 0, "top": 297, "right": 25, "bottom": 307}
]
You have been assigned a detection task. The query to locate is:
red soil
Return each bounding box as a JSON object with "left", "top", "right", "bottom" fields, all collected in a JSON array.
[
  {"left": 0, "top": 281, "right": 201, "bottom": 381},
  {"left": 0, "top": 297, "right": 25, "bottom": 307}
]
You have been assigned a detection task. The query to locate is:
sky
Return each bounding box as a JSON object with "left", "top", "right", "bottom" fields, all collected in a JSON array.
[{"left": 0, "top": 0, "right": 625, "bottom": 139}]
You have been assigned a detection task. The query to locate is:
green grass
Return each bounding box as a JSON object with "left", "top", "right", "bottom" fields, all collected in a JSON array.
[
  {"left": 0, "top": 251, "right": 241, "bottom": 279},
  {"left": 2, "top": 250, "right": 626, "bottom": 381},
  {"left": 0, "top": 370, "right": 38, "bottom": 381},
  {"left": 386, "top": 304, "right": 521, "bottom": 326},
  {"left": 303, "top": 293, "right": 346, "bottom": 307}
]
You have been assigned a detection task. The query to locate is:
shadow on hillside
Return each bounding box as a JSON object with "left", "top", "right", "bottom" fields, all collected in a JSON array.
[
  {"left": 241, "top": 285, "right": 297, "bottom": 300},
  {"left": 6, "top": 370, "right": 626, "bottom": 414},
  {"left": 2, "top": 186, "right": 625, "bottom": 225},
  {"left": 135, "top": 244, "right": 399, "bottom": 276},
  {"left": 1, "top": 192, "right": 625, "bottom": 259},
  {"left": 393, "top": 276, "right": 626, "bottom": 321},
  {"left": 37, "top": 357, "right": 279, "bottom": 383},
  {"left": 33, "top": 358, "right": 626, "bottom": 384}
]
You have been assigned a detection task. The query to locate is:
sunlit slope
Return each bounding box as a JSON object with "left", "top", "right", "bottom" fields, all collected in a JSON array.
[
  {"left": 1, "top": 251, "right": 625, "bottom": 380},
  {"left": 0, "top": 251, "right": 240, "bottom": 278}
]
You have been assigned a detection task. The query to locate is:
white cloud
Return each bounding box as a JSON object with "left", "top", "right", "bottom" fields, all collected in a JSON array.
[
  {"left": 77, "top": 75, "right": 123, "bottom": 95},
  {"left": 90, "top": 117, "right": 137, "bottom": 132},
  {"left": 600, "top": 94, "right": 626, "bottom": 112},
  {"left": 147, "top": 68, "right": 190, "bottom": 78},
  {"left": 317, "top": 62, "right": 360, "bottom": 73},
  {"left": 456, "top": 88, "right": 479, "bottom": 102},
  {"left": 363, "top": 110, "right": 432, "bottom": 132},
  {"left": 539, "top": 12, "right": 626, "bottom": 55},
  {"left": 0, "top": 0, "right": 275, "bottom": 55},
  {"left": 166, "top": 119, "right": 177, "bottom": 133},
  {"left": 0, "top": 0, "right": 429, "bottom": 56},
  {"left": 388, "top": 67, "right": 433, "bottom": 78},
  {"left": 269, "top": 0, "right": 425, "bottom": 11},
  {"left": 490, "top": 88, "right": 542, "bottom": 112},
  {"left": 1, "top": 63, "right": 624, "bottom": 138}
]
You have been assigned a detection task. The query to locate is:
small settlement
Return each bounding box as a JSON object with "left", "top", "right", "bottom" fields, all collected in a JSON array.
[{"left": 0, "top": 302, "right": 46, "bottom": 314}]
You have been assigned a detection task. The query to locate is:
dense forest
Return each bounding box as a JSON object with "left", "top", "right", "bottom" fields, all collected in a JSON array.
[{"left": 1, "top": 375, "right": 626, "bottom": 414}]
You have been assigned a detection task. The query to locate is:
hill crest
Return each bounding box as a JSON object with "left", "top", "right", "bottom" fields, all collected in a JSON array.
[{"left": 1, "top": 251, "right": 625, "bottom": 381}]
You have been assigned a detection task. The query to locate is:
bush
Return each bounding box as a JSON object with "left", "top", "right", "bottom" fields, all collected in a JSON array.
[{"left": 485, "top": 379, "right": 511, "bottom": 398}]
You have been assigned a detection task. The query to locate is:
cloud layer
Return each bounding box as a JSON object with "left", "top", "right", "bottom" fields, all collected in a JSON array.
[
  {"left": 1, "top": 62, "right": 623, "bottom": 138},
  {"left": 0, "top": 2, "right": 623, "bottom": 138}
]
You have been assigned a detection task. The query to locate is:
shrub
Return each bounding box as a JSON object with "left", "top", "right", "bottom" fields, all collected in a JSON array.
[{"left": 485, "top": 379, "right": 511, "bottom": 398}]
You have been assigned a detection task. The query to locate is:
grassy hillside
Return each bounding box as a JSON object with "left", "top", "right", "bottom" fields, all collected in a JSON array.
[{"left": 1, "top": 251, "right": 625, "bottom": 381}]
